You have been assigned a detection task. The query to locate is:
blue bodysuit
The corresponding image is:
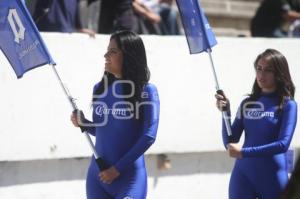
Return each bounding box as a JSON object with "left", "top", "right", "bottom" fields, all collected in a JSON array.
[
  {"left": 222, "top": 92, "right": 297, "bottom": 199},
  {"left": 85, "top": 80, "right": 160, "bottom": 199}
]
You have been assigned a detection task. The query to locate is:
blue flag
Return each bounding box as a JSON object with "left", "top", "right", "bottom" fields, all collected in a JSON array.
[
  {"left": 0, "top": 0, "right": 55, "bottom": 78},
  {"left": 176, "top": 0, "right": 217, "bottom": 54}
]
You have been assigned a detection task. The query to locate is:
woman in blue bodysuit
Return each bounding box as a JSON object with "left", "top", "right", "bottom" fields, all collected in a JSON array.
[
  {"left": 216, "top": 49, "right": 297, "bottom": 199},
  {"left": 71, "top": 30, "right": 160, "bottom": 199}
]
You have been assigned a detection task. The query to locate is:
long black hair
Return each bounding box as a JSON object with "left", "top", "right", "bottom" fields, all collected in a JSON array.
[
  {"left": 247, "top": 49, "right": 295, "bottom": 110},
  {"left": 93, "top": 30, "right": 150, "bottom": 107}
]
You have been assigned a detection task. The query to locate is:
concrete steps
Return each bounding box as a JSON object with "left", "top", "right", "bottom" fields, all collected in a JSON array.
[{"left": 200, "top": 0, "right": 262, "bottom": 36}]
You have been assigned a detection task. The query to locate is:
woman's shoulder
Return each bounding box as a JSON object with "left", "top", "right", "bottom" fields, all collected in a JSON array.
[
  {"left": 283, "top": 98, "right": 297, "bottom": 110},
  {"left": 142, "top": 83, "right": 159, "bottom": 100},
  {"left": 143, "top": 83, "right": 158, "bottom": 93}
]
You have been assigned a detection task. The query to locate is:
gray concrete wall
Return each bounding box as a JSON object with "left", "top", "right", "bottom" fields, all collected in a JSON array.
[
  {"left": 201, "top": 0, "right": 261, "bottom": 36},
  {"left": 0, "top": 152, "right": 235, "bottom": 187},
  {"left": 0, "top": 152, "right": 234, "bottom": 198},
  {"left": 1, "top": 151, "right": 299, "bottom": 198}
]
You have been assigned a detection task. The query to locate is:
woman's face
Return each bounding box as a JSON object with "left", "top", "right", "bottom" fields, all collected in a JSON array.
[
  {"left": 104, "top": 39, "right": 123, "bottom": 78},
  {"left": 255, "top": 57, "right": 277, "bottom": 93}
]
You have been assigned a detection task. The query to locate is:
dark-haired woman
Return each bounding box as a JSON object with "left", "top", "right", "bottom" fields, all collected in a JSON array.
[
  {"left": 71, "top": 30, "right": 160, "bottom": 199},
  {"left": 216, "top": 49, "right": 297, "bottom": 199}
]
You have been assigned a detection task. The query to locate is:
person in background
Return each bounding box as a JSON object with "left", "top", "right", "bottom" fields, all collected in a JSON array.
[
  {"left": 33, "top": 0, "right": 96, "bottom": 37},
  {"left": 96, "top": 0, "right": 137, "bottom": 33},
  {"left": 133, "top": 0, "right": 180, "bottom": 35},
  {"left": 251, "top": 0, "right": 300, "bottom": 37}
]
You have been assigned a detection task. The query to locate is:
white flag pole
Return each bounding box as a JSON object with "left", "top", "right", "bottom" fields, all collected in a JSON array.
[
  {"left": 51, "top": 64, "right": 108, "bottom": 170},
  {"left": 207, "top": 49, "right": 233, "bottom": 138}
]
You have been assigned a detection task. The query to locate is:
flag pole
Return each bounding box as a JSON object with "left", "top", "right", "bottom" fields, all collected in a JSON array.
[
  {"left": 207, "top": 49, "right": 233, "bottom": 139},
  {"left": 175, "top": 0, "right": 233, "bottom": 142},
  {"left": 51, "top": 64, "right": 108, "bottom": 170}
]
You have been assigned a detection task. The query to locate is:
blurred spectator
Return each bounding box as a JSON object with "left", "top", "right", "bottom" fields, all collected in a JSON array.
[
  {"left": 282, "top": 0, "right": 300, "bottom": 37},
  {"left": 288, "top": 19, "right": 300, "bottom": 37},
  {"left": 133, "top": 0, "right": 180, "bottom": 35},
  {"left": 95, "top": 0, "right": 137, "bottom": 33},
  {"left": 281, "top": 155, "right": 300, "bottom": 199},
  {"left": 157, "top": 0, "right": 180, "bottom": 35},
  {"left": 133, "top": 0, "right": 162, "bottom": 34},
  {"left": 251, "top": 0, "right": 300, "bottom": 37},
  {"left": 25, "top": 0, "right": 37, "bottom": 15},
  {"left": 33, "top": 0, "right": 96, "bottom": 37}
]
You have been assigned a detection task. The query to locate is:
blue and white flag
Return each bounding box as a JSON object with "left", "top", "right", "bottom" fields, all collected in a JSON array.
[
  {"left": 176, "top": 0, "right": 217, "bottom": 54},
  {"left": 0, "top": 0, "right": 55, "bottom": 78}
]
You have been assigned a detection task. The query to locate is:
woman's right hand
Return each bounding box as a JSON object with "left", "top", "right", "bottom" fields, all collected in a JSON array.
[
  {"left": 215, "top": 91, "right": 230, "bottom": 112},
  {"left": 70, "top": 110, "right": 85, "bottom": 128}
]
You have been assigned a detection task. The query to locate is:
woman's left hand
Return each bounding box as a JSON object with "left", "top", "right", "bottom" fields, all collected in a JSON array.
[
  {"left": 227, "top": 143, "right": 243, "bottom": 159},
  {"left": 99, "top": 166, "right": 120, "bottom": 184}
]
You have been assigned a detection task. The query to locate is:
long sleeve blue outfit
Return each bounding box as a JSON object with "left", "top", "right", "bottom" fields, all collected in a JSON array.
[
  {"left": 222, "top": 92, "right": 297, "bottom": 199},
  {"left": 86, "top": 81, "right": 160, "bottom": 199}
]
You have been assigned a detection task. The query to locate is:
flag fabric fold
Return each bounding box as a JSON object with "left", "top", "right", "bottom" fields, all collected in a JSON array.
[
  {"left": 176, "top": 0, "right": 217, "bottom": 54},
  {"left": 0, "top": 0, "right": 55, "bottom": 78}
]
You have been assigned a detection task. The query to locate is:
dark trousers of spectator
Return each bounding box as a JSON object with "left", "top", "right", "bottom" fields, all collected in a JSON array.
[
  {"left": 159, "top": 3, "right": 179, "bottom": 35},
  {"left": 98, "top": 1, "right": 137, "bottom": 33}
]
